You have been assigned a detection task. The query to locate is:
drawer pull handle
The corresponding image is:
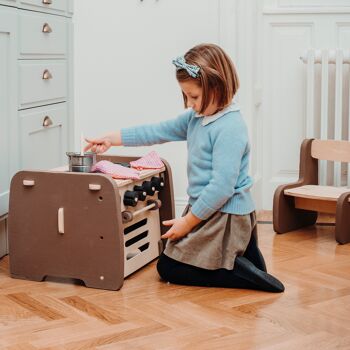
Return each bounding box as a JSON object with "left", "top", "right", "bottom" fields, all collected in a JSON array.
[
  {"left": 89, "top": 184, "right": 102, "bottom": 191},
  {"left": 42, "top": 69, "right": 52, "bottom": 80},
  {"left": 23, "top": 180, "right": 35, "bottom": 187},
  {"left": 58, "top": 208, "right": 64, "bottom": 234},
  {"left": 42, "top": 0, "right": 52, "bottom": 4},
  {"left": 42, "top": 23, "right": 52, "bottom": 33},
  {"left": 43, "top": 116, "right": 53, "bottom": 127}
]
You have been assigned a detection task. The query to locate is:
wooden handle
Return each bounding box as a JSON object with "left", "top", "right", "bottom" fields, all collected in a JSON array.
[
  {"left": 58, "top": 208, "right": 64, "bottom": 234},
  {"left": 23, "top": 180, "right": 35, "bottom": 187},
  {"left": 132, "top": 201, "right": 158, "bottom": 218},
  {"left": 89, "top": 184, "right": 101, "bottom": 191}
]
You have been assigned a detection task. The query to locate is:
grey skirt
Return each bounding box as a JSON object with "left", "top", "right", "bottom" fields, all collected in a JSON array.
[{"left": 164, "top": 206, "right": 256, "bottom": 270}]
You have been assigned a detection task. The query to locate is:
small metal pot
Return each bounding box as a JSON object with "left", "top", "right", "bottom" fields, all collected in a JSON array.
[{"left": 66, "top": 152, "right": 96, "bottom": 173}]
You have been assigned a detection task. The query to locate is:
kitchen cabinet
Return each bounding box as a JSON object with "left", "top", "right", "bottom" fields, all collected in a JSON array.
[{"left": 0, "top": 0, "right": 73, "bottom": 258}]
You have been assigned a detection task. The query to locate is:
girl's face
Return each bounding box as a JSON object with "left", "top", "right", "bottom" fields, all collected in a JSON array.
[{"left": 179, "top": 80, "right": 218, "bottom": 116}]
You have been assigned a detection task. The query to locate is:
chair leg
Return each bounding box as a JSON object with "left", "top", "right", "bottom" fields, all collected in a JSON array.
[
  {"left": 335, "top": 192, "right": 350, "bottom": 244},
  {"left": 273, "top": 184, "right": 318, "bottom": 234}
]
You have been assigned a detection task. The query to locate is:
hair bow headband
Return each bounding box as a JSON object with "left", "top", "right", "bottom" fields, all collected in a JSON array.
[{"left": 172, "top": 56, "right": 200, "bottom": 78}]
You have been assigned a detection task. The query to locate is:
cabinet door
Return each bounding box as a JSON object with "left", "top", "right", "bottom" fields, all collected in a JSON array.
[
  {"left": 19, "top": 103, "right": 68, "bottom": 170},
  {"left": 0, "top": 7, "right": 17, "bottom": 217}
]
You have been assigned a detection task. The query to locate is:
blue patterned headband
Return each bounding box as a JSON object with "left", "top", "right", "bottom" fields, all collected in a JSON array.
[{"left": 172, "top": 56, "right": 200, "bottom": 78}]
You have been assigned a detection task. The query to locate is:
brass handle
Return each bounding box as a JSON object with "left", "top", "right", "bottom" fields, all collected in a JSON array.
[
  {"left": 42, "top": 23, "right": 52, "bottom": 33},
  {"left": 42, "top": 69, "right": 52, "bottom": 80},
  {"left": 42, "top": 0, "right": 52, "bottom": 4},
  {"left": 43, "top": 116, "right": 53, "bottom": 127}
]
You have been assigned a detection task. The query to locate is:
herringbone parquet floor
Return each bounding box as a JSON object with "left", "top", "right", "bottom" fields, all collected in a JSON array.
[{"left": 1, "top": 213, "right": 350, "bottom": 350}]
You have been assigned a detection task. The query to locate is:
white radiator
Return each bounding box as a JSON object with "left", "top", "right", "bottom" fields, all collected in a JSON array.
[{"left": 300, "top": 49, "right": 350, "bottom": 186}]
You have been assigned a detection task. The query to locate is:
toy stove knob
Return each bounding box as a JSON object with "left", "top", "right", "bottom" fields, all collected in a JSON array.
[
  {"left": 123, "top": 190, "right": 139, "bottom": 207},
  {"left": 133, "top": 185, "right": 147, "bottom": 201},
  {"left": 142, "top": 181, "right": 155, "bottom": 196},
  {"left": 151, "top": 176, "right": 165, "bottom": 191}
]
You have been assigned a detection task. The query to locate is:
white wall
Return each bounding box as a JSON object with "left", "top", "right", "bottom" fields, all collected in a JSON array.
[
  {"left": 73, "top": 0, "right": 221, "bottom": 215},
  {"left": 74, "top": 0, "right": 348, "bottom": 212}
]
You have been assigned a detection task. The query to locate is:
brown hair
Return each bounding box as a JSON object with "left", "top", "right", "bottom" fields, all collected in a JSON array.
[{"left": 175, "top": 43, "right": 240, "bottom": 115}]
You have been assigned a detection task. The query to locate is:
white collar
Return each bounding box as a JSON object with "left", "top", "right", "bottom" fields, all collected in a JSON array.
[{"left": 194, "top": 101, "right": 240, "bottom": 126}]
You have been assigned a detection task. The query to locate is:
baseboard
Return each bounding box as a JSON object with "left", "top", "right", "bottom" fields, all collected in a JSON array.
[
  {"left": 175, "top": 197, "right": 188, "bottom": 217},
  {"left": 0, "top": 218, "right": 8, "bottom": 259}
]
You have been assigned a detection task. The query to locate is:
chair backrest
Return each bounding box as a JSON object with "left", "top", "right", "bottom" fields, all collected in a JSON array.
[{"left": 311, "top": 139, "right": 350, "bottom": 163}]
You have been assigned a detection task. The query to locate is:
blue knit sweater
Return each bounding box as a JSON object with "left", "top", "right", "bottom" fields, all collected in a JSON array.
[{"left": 121, "top": 103, "right": 255, "bottom": 220}]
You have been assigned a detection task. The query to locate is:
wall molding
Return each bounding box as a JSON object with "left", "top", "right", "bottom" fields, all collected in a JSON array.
[{"left": 263, "top": 7, "right": 350, "bottom": 14}]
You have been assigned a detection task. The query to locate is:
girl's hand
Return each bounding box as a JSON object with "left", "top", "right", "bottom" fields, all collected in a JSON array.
[
  {"left": 161, "top": 212, "right": 202, "bottom": 241},
  {"left": 84, "top": 131, "right": 122, "bottom": 154},
  {"left": 84, "top": 137, "right": 112, "bottom": 154}
]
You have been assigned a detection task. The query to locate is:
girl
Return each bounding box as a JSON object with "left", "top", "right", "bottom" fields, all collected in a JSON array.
[{"left": 85, "top": 43, "right": 284, "bottom": 293}]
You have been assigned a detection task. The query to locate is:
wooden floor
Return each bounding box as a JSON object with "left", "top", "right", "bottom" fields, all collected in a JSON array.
[{"left": 1, "top": 212, "right": 350, "bottom": 349}]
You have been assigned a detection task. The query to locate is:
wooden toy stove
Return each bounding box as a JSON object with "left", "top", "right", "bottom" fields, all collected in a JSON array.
[{"left": 8, "top": 154, "right": 174, "bottom": 290}]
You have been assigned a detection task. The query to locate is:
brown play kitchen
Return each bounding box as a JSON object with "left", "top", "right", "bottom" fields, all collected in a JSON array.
[{"left": 7, "top": 153, "right": 175, "bottom": 291}]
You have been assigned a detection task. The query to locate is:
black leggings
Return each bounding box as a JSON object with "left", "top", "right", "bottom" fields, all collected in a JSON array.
[
  {"left": 156, "top": 232, "right": 283, "bottom": 292},
  {"left": 243, "top": 228, "right": 266, "bottom": 272}
]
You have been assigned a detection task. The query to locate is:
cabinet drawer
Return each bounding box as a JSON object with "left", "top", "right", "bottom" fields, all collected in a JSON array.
[
  {"left": 19, "top": 10, "right": 67, "bottom": 58},
  {"left": 19, "top": 60, "right": 67, "bottom": 109},
  {"left": 19, "top": 0, "right": 67, "bottom": 15},
  {"left": 19, "top": 103, "right": 68, "bottom": 170}
]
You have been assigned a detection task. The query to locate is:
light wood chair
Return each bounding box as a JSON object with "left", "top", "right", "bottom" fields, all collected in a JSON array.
[{"left": 273, "top": 138, "right": 350, "bottom": 244}]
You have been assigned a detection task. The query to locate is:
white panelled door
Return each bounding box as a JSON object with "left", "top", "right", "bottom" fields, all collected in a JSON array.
[{"left": 260, "top": 0, "right": 350, "bottom": 209}]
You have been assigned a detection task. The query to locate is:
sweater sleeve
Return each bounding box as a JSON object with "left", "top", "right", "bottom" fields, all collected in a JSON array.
[
  {"left": 121, "top": 109, "right": 192, "bottom": 146},
  {"left": 190, "top": 117, "right": 249, "bottom": 220}
]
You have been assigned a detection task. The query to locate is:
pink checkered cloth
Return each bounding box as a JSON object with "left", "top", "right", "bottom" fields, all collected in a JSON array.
[
  {"left": 91, "top": 160, "right": 140, "bottom": 180},
  {"left": 130, "top": 151, "right": 164, "bottom": 170}
]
